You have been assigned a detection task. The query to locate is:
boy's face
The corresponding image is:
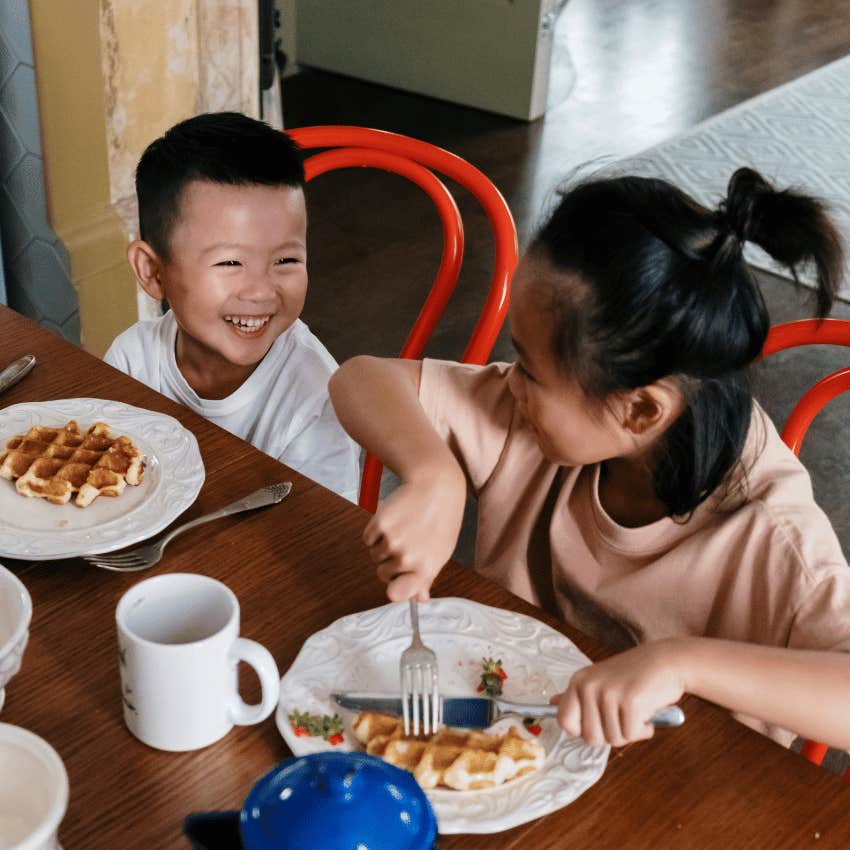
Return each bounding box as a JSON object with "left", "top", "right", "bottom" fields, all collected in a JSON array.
[{"left": 157, "top": 180, "right": 308, "bottom": 369}]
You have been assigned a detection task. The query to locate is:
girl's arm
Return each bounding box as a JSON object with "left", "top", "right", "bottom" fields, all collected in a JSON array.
[
  {"left": 329, "top": 356, "right": 466, "bottom": 601},
  {"left": 554, "top": 637, "right": 850, "bottom": 750}
]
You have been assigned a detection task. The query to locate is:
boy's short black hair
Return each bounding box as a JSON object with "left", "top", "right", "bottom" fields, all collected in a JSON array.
[{"left": 136, "top": 112, "right": 305, "bottom": 260}]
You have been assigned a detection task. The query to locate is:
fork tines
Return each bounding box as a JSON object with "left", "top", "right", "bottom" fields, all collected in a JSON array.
[
  {"left": 400, "top": 598, "right": 441, "bottom": 736},
  {"left": 401, "top": 664, "right": 440, "bottom": 736},
  {"left": 82, "top": 552, "right": 150, "bottom": 571}
]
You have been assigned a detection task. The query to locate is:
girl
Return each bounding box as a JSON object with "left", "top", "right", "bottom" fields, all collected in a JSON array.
[{"left": 328, "top": 168, "right": 850, "bottom": 751}]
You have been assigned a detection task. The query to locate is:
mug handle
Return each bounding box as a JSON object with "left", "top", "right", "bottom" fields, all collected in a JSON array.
[{"left": 228, "top": 638, "right": 280, "bottom": 726}]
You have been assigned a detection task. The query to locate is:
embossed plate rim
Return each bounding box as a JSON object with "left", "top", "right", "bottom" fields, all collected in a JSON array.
[
  {"left": 276, "top": 597, "right": 609, "bottom": 834},
  {"left": 0, "top": 398, "right": 204, "bottom": 559}
]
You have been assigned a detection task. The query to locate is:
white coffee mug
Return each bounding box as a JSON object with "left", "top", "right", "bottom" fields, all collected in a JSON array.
[
  {"left": 0, "top": 564, "right": 32, "bottom": 714},
  {"left": 116, "top": 573, "right": 280, "bottom": 752},
  {"left": 0, "top": 723, "right": 68, "bottom": 850}
]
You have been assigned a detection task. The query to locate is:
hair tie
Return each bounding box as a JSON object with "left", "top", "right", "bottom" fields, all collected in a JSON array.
[
  {"left": 717, "top": 200, "right": 746, "bottom": 244},
  {"left": 705, "top": 201, "right": 745, "bottom": 266}
]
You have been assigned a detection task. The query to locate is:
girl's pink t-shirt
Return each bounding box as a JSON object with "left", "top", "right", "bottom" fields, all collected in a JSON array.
[{"left": 420, "top": 359, "right": 850, "bottom": 741}]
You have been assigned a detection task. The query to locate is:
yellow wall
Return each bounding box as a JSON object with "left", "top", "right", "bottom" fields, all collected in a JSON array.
[
  {"left": 28, "top": 0, "right": 259, "bottom": 356},
  {"left": 100, "top": 0, "right": 201, "bottom": 208},
  {"left": 29, "top": 0, "right": 137, "bottom": 356}
]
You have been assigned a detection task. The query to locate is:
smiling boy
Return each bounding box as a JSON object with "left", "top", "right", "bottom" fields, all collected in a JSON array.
[{"left": 104, "top": 112, "right": 360, "bottom": 502}]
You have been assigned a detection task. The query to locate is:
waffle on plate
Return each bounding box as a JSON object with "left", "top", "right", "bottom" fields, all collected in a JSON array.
[
  {"left": 0, "top": 419, "right": 144, "bottom": 507},
  {"left": 352, "top": 711, "right": 545, "bottom": 791}
]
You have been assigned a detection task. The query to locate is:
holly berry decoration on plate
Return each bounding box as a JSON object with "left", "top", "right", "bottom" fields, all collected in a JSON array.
[
  {"left": 288, "top": 710, "right": 345, "bottom": 745},
  {"left": 523, "top": 716, "right": 542, "bottom": 736},
  {"left": 476, "top": 657, "right": 508, "bottom": 697}
]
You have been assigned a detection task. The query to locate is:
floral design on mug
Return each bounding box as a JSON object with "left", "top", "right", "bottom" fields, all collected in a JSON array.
[
  {"left": 288, "top": 710, "right": 344, "bottom": 745},
  {"left": 122, "top": 689, "right": 138, "bottom": 715},
  {"left": 118, "top": 644, "right": 137, "bottom": 713}
]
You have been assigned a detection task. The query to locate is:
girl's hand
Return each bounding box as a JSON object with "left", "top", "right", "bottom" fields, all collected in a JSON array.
[
  {"left": 550, "top": 639, "right": 686, "bottom": 747},
  {"left": 362, "top": 469, "right": 466, "bottom": 602}
]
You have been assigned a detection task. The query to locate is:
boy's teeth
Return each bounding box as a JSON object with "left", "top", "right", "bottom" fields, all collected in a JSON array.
[{"left": 225, "top": 315, "right": 270, "bottom": 329}]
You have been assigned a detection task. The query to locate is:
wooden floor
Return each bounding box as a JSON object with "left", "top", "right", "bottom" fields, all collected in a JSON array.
[{"left": 282, "top": 0, "right": 850, "bottom": 556}]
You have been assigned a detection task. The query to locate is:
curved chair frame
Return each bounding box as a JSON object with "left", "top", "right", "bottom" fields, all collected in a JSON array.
[
  {"left": 761, "top": 318, "right": 850, "bottom": 776},
  {"left": 293, "top": 132, "right": 850, "bottom": 775},
  {"left": 288, "top": 126, "right": 518, "bottom": 512}
]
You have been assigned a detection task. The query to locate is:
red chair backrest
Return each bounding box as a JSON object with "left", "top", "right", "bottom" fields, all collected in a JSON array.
[
  {"left": 287, "top": 126, "right": 518, "bottom": 512},
  {"left": 761, "top": 318, "right": 850, "bottom": 777}
]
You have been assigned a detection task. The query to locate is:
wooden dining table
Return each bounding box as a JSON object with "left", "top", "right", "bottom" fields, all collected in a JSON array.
[{"left": 0, "top": 303, "right": 848, "bottom": 849}]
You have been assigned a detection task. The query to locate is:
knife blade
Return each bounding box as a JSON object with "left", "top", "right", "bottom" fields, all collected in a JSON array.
[
  {"left": 0, "top": 354, "right": 36, "bottom": 395},
  {"left": 332, "top": 692, "right": 684, "bottom": 730}
]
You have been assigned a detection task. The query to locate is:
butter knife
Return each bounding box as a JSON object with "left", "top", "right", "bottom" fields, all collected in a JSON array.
[
  {"left": 0, "top": 354, "right": 36, "bottom": 395},
  {"left": 332, "top": 692, "right": 685, "bottom": 730}
]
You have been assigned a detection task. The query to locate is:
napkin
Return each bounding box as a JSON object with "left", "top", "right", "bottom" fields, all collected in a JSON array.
[{"left": 183, "top": 811, "right": 244, "bottom": 850}]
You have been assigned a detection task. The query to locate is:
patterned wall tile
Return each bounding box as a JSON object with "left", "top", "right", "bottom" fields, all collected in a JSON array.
[
  {"left": 38, "top": 315, "right": 69, "bottom": 339},
  {"left": 10, "top": 240, "right": 78, "bottom": 324},
  {"left": 0, "top": 183, "right": 32, "bottom": 260},
  {"left": 61, "top": 310, "right": 80, "bottom": 341},
  {"left": 2, "top": 0, "right": 35, "bottom": 65},
  {"left": 0, "top": 28, "right": 18, "bottom": 90},
  {"left": 7, "top": 280, "right": 36, "bottom": 320},
  {"left": 0, "top": 106, "right": 25, "bottom": 180},
  {"left": 0, "top": 1, "right": 79, "bottom": 342},
  {"left": 0, "top": 65, "right": 40, "bottom": 155},
  {"left": 6, "top": 155, "right": 59, "bottom": 244}
]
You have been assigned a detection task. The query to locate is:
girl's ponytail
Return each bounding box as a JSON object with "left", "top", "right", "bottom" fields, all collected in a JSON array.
[
  {"left": 535, "top": 167, "right": 846, "bottom": 517},
  {"left": 719, "top": 167, "right": 843, "bottom": 317}
]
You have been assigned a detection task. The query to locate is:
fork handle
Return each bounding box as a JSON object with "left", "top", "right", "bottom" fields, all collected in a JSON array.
[{"left": 157, "top": 482, "right": 292, "bottom": 549}]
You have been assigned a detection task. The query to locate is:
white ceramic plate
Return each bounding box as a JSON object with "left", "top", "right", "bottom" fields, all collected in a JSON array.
[
  {"left": 0, "top": 399, "right": 205, "bottom": 560},
  {"left": 276, "top": 597, "right": 609, "bottom": 834}
]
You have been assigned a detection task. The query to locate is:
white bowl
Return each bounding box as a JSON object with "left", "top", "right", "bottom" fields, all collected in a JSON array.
[
  {"left": 0, "top": 563, "right": 32, "bottom": 713},
  {"left": 0, "top": 722, "right": 68, "bottom": 850}
]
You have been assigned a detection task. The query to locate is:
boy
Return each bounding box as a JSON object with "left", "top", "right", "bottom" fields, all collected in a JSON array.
[{"left": 104, "top": 112, "right": 360, "bottom": 502}]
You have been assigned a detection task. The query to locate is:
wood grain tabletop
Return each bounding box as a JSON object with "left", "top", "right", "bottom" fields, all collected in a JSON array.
[{"left": 0, "top": 305, "right": 847, "bottom": 849}]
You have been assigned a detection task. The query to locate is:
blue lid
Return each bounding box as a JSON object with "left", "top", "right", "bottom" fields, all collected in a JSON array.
[{"left": 240, "top": 752, "right": 437, "bottom": 850}]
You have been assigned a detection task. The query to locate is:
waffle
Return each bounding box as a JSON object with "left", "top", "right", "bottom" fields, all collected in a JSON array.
[
  {"left": 0, "top": 420, "right": 144, "bottom": 507},
  {"left": 351, "top": 711, "right": 545, "bottom": 791}
]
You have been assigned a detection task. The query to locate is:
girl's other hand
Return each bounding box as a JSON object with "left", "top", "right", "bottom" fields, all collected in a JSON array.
[
  {"left": 363, "top": 467, "right": 466, "bottom": 602},
  {"left": 550, "top": 639, "right": 686, "bottom": 747}
]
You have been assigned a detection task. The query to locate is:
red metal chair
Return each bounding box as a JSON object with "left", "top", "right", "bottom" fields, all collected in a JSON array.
[
  {"left": 761, "top": 318, "right": 850, "bottom": 777},
  {"left": 287, "top": 126, "right": 518, "bottom": 513}
]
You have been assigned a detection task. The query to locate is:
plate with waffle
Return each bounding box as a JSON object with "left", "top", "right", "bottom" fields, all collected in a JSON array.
[
  {"left": 276, "top": 597, "right": 609, "bottom": 834},
  {"left": 0, "top": 399, "right": 204, "bottom": 560}
]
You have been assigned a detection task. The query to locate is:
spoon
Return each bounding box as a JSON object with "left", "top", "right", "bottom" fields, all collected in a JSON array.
[{"left": 0, "top": 355, "right": 36, "bottom": 395}]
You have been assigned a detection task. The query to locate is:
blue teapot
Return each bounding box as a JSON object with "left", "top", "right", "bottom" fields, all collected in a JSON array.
[{"left": 236, "top": 751, "right": 437, "bottom": 850}]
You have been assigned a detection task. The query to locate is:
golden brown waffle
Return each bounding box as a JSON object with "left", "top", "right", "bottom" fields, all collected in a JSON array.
[
  {"left": 0, "top": 420, "right": 144, "bottom": 507},
  {"left": 351, "top": 711, "right": 545, "bottom": 791}
]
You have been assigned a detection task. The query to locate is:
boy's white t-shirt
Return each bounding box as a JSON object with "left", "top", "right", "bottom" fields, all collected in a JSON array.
[{"left": 103, "top": 311, "right": 361, "bottom": 503}]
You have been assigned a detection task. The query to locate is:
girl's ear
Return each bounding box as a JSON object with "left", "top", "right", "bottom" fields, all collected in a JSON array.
[
  {"left": 622, "top": 382, "right": 684, "bottom": 438},
  {"left": 127, "top": 240, "right": 165, "bottom": 301}
]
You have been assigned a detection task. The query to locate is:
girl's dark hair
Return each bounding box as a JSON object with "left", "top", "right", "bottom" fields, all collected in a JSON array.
[
  {"left": 534, "top": 167, "right": 844, "bottom": 516},
  {"left": 136, "top": 112, "right": 305, "bottom": 261}
]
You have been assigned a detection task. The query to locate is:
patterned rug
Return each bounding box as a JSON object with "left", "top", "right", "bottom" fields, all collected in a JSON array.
[{"left": 611, "top": 54, "right": 850, "bottom": 302}]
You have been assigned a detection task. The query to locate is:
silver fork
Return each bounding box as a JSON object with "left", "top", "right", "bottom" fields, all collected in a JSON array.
[
  {"left": 399, "top": 599, "right": 440, "bottom": 736},
  {"left": 81, "top": 482, "right": 292, "bottom": 572}
]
